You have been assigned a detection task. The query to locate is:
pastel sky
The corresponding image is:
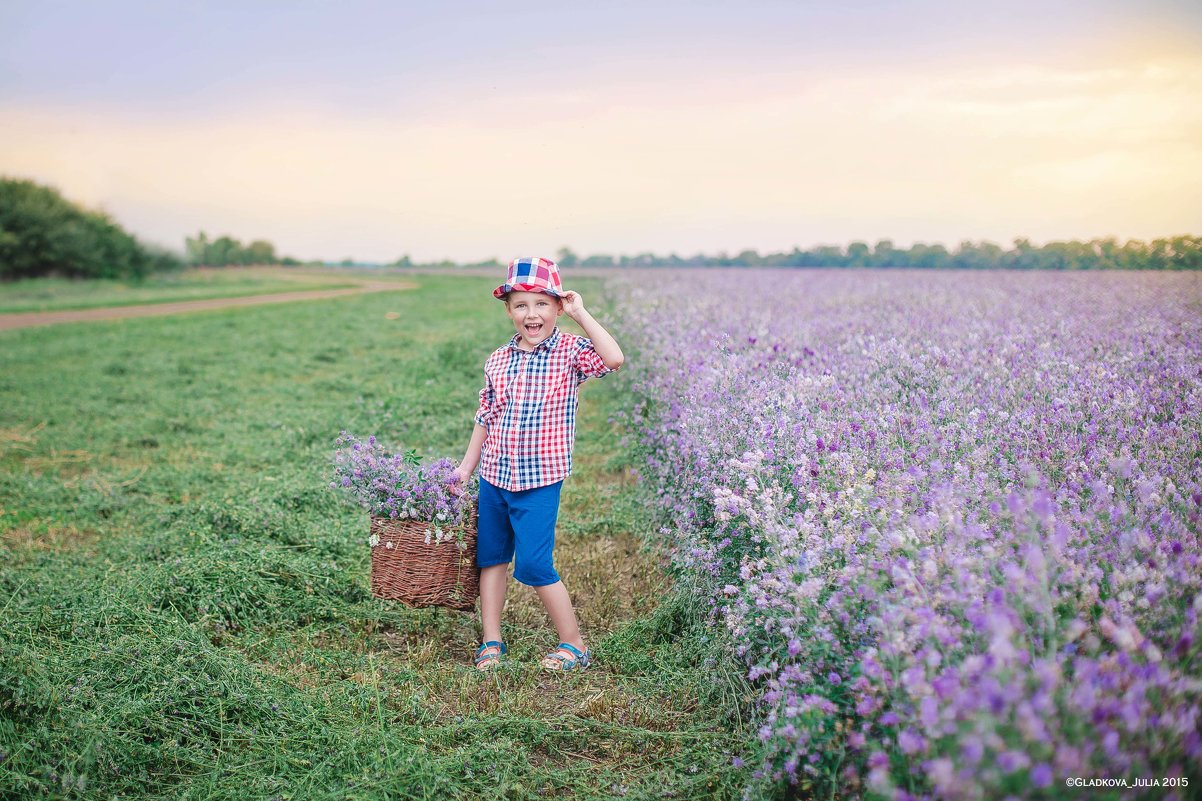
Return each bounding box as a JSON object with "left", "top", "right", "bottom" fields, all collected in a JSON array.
[{"left": 2, "top": 1, "right": 1200, "bottom": 263}]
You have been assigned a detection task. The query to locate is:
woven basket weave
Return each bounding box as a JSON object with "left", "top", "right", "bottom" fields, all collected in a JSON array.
[{"left": 369, "top": 507, "right": 479, "bottom": 611}]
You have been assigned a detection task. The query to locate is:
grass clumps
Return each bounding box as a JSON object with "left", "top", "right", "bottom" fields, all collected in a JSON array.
[{"left": 1, "top": 275, "right": 758, "bottom": 800}]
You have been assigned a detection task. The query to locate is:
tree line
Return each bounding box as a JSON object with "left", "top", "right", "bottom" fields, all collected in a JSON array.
[
  {"left": 4, "top": 177, "right": 1200, "bottom": 279},
  {"left": 0, "top": 177, "right": 306, "bottom": 279},
  {"left": 183, "top": 231, "right": 304, "bottom": 267},
  {"left": 0, "top": 178, "right": 180, "bottom": 280},
  {"left": 553, "top": 236, "right": 1202, "bottom": 270}
]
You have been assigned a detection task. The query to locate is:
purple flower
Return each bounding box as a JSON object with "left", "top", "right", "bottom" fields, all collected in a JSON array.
[
  {"left": 331, "top": 434, "right": 472, "bottom": 530},
  {"left": 997, "top": 750, "right": 1030, "bottom": 773},
  {"left": 897, "top": 729, "right": 925, "bottom": 755},
  {"left": 609, "top": 268, "right": 1202, "bottom": 798},
  {"left": 1030, "top": 763, "right": 1053, "bottom": 788}
]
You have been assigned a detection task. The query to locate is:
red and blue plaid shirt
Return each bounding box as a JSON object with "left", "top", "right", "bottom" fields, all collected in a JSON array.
[{"left": 475, "top": 326, "right": 618, "bottom": 491}]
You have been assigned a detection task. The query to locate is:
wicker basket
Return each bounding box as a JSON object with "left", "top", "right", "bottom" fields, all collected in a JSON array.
[{"left": 369, "top": 506, "right": 479, "bottom": 611}]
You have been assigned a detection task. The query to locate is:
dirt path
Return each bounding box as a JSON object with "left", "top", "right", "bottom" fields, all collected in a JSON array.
[{"left": 0, "top": 281, "right": 416, "bottom": 331}]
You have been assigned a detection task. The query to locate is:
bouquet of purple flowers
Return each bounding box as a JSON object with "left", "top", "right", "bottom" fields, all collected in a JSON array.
[{"left": 330, "top": 432, "right": 475, "bottom": 546}]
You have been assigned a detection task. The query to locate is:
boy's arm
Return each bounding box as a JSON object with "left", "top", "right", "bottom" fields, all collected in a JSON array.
[
  {"left": 452, "top": 372, "right": 493, "bottom": 487},
  {"left": 561, "top": 291, "right": 623, "bottom": 369},
  {"left": 457, "top": 423, "right": 487, "bottom": 477}
]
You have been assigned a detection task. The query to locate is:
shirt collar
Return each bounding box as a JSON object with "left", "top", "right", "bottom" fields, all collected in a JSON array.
[{"left": 507, "top": 325, "right": 561, "bottom": 353}]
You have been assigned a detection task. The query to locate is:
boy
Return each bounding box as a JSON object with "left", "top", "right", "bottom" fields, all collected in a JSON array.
[{"left": 449, "top": 256, "right": 623, "bottom": 672}]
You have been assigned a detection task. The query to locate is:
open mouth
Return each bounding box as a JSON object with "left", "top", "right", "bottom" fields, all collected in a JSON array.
[{"left": 524, "top": 323, "right": 542, "bottom": 335}]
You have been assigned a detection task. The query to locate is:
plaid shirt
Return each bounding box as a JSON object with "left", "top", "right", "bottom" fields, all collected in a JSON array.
[{"left": 474, "top": 326, "right": 618, "bottom": 491}]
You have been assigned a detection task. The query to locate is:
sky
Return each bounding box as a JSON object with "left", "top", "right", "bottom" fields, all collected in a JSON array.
[{"left": 1, "top": 0, "right": 1200, "bottom": 263}]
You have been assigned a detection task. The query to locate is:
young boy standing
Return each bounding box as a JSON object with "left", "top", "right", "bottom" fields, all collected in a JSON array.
[{"left": 450, "top": 257, "right": 624, "bottom": 672}]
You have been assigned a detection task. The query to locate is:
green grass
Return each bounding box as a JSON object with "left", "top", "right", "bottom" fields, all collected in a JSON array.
[
  {"left": 0, "top": 275, "right": 757, "bottom": 800},
  {"left": 0, "top": 267, "right": 367, "bottom": 313}
]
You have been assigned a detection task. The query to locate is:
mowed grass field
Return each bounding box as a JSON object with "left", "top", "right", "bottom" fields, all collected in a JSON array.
[
  {"left": 0, "top": 267, "right": 368, "bottom": 314},
  {"left": 0, "top": 273, "right": 754, "bottom": 801}
]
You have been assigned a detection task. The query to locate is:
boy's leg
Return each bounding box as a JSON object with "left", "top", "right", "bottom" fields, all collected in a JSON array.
[
  {"left": 475, "top": 478, "right": 515, "bottom": 656},
  {"left": 508, "top": 481, "right": 587, "bottom": 658},
  {"left": 510, "top": 480, "right": 563, "bottom": 589},
  {"left": 534, "top": 581, "right": 586, "bottom": 655},
  {"left": 479, "top": 564, "right": 509, "bottom": 645}
]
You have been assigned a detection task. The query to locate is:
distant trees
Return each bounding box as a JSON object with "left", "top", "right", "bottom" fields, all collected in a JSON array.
[
  {"left": 0, "top": 177, "right": 180, "bottom": 280},
  {"left": 385, "top": 254, "right": 502, "bottom": 270},
  {"left": 184, "top": 231, "right": 286, "bottom": 266},
  {"left": 556, "top": 247, "right": 579, "bottom": 267},
  {"left": 846, "top": 241, "right": 871, "bottom": 267},
  {"left": 5, "top": 174, "right": 1196, "bottom": 280},
  {"left": 581, "top": 253, "right": 616, "bottom": 267},
  {"left": 555, "top": 236, "right": 1202, "bottom": 270}
]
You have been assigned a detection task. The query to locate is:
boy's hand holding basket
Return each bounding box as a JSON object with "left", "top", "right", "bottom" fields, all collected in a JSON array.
[{"left": 331, "top": 432, "right": 479, "bottom": 611}]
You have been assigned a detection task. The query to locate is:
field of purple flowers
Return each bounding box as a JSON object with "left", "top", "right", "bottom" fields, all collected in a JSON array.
[{"left": 615, "top": 269, "right": 1201, "bottom": 800}]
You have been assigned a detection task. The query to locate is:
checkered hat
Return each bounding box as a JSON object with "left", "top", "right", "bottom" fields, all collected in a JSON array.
[{"left": 493, "top": 256, "right": 564, "bottom": 300}]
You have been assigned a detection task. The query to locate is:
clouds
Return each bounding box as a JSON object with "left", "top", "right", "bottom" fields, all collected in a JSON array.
[
  {"left": 874, "top": 60, "right": 1202, "bottom": 212},
  {"left": 1, "top": 3, "right": 1199, "bottom": 261}
]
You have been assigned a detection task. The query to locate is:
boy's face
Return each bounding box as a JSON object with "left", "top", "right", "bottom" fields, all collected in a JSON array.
[{"left": 505, "top": 290, "right": 563, "bottom": 349}]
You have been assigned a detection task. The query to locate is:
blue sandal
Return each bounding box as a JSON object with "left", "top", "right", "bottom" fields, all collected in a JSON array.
[
  {"left": 541, "top": 642, "right": 591, "bottom": 672},
  {"left": 474, "top": 640, "right": 506, "bottom": 671}
]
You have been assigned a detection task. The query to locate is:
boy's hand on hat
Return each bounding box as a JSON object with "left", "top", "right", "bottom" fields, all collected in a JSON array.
[{"left": 561, "top": 290, "right": 585, "bottom": 320}]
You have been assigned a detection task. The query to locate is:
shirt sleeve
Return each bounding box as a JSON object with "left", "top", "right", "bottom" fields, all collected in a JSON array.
[
  {"left": 575, "top": 337, "right": 618, "bottom": 384},
  {"left": 474, "top": 371, "right": 495, "bottom": 427}
]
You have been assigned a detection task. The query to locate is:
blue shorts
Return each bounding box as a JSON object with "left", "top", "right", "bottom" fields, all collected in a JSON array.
[{"left": 476, "top": 477, "right": 563, "bottom": 587}]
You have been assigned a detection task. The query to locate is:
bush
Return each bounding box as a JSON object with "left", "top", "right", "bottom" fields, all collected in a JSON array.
[{"left": 0, "top": 177, "right": 181, "bottom": 280}]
